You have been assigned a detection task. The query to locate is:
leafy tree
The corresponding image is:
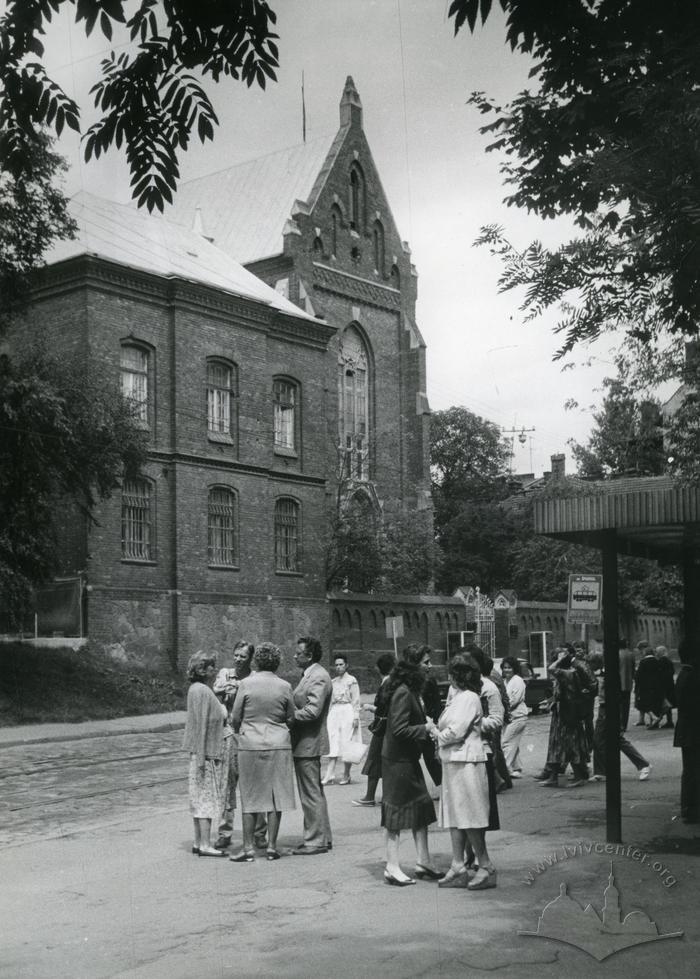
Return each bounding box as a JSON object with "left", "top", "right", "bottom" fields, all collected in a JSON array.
[
  {"left": 0, "top": 131, "right": 76, "bottom": 325},
  {"left": 0, "top": 351, "right": 147, "bottom": 628},
  {"left": 569, "top": 378, "right": 666, "bottom": 479},
  {"left": 0, "top": 0, "right": 279, "bottom": 210},
  {"left": 431, "top": 406, "right": 510, "bottom": 516},
  {"left": 447, "top": 1, "right": 700, "bottom": 479},
  {"left": 430, "top": 406, "right": 512, "bottom": 593}
]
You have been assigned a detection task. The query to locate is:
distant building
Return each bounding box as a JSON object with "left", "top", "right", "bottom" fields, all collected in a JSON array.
[{"left": 6, "top": 79, "right": 433, "bottom": 669}]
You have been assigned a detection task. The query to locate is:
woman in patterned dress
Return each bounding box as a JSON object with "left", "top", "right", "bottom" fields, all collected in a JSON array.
[
  {"left": 323, "top": 654, "right": 362, "bottom": 785},
  {"left": 183, "top": 651, "right": 228, "bottom": 857}
]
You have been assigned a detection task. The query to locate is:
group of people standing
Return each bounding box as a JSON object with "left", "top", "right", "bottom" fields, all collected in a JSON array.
[
  {"left": 184, "top": 638, "right": 504, "bottom": 890},
  {"left": 184, "top": 637, "right": 333, "bottom": 861}
]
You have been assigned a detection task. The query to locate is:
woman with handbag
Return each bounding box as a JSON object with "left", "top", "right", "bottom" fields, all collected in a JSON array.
[
  {"left": 323, "top": 654, "right": 362, "bottom": 785},
  {"left": 353, "top": 653, "right": 396, "bottom": 807},
  {"left": 435, "top": 655, "right": 496, "bottom": 890},
  {"left": 381, "top": 645, "right": 440, "bottom": 886}
]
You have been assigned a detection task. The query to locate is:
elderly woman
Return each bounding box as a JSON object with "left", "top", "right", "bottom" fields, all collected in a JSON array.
[
  {"left": 381, "top": 645, "right": 440, "bottom": 886},
  {"left": 230, "top": 642, "right": 296, "bottom": 861},
  {"left": 182, "top": 651, "right": 228, "bottom": 857},
  {"left": 500, "top": 657, "right": 528, "bottom": 779},
  {"left": 435, "top": 655, "right": 496, "bottom": 890},
  {"left": 322, "top": 653, "right": 362, "bottom": 785}
]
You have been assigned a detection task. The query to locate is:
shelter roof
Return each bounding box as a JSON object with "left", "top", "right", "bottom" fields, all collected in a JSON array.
[
  {"left": 533, "top": 475, "right": 700, "bottom": 561},
  {"left": 168, "top": 132, "right": 343, "bottom": 264},
  {"left": 44, "top": 192, "right": 318, "bottom": 322}
]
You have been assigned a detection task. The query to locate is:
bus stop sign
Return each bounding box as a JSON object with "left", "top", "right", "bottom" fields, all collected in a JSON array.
[{"left": 567, "top": 573, "right": 602, "bottom": 625}]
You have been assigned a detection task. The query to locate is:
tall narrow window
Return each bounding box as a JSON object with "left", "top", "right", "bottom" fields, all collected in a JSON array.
[
  {"left": 349, "top": 163, "right": 365, "bottom": 232},
  {"left": 373, "top": 220, "right": 385, "bottom": 274},
  {"left": 120, "top": 344, "right": 149, "bottom": 424},
  {"left": 121, "top": 479, "right": 153, "bottom": 560},
  {"left": 273, "top": 378, "right": 298, "bottom": 452},
  {"left": 274, "top": 498, "right": 301, "bottom": 572},
  {"left": 207, "top": 360, "right": 235, "bottom": 439},
  {"left": 331, "top": 206, "right": 340, "bottom": 256},
  {"left": 208, "top": 487, "right": 237, "bottom": 566},
  {"left": 338, "top": 326, "right": 370, "bottom": 480}
]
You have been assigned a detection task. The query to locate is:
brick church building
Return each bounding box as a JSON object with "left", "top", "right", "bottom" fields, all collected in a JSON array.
[{"left": 12, "top": 78, "right": 432, "bottom": 670}]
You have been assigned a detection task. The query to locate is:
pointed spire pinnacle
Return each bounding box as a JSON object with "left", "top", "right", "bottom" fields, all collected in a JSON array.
[{"left": 340, "top": 75, "right": 363, "bottom": 128}]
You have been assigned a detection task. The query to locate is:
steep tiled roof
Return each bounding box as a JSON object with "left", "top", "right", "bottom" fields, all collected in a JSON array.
[
  {"left": 45, "top": 191, "right": 318, "bottom": 321},
  {"left": 168, "top": 133, "right": 344, "bottom": 263}
]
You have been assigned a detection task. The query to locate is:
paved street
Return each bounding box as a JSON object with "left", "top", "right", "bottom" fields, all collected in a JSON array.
[{"left": 1, "top": 715, "right": 699, "bottom": 979}]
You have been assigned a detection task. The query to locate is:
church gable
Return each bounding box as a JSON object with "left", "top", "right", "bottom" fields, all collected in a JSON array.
[{"left": 291, "top": 77, "right": 409, "bottom": 299}]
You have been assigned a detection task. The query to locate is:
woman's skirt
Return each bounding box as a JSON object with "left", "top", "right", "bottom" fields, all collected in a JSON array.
[
  {"left": 381, "top": 757, "right": 436, "bottom": 832},
  {"left": 327, "top": 702, "right": 361, "bottom": 756},
  {"left": 237, "top": 748, "right": 296, "bottom": 813},
  {"left": 438, "top": 761, "right": 489, "bottom": 829},
  {"left": 551, "top": 715, "right": 590, "bottom": 767},
  {"left": 362, "top": 732, "right": 383, "bottom": 779},
  {"left": 188, "top": 754, "right": 226, "bottom": 819}
]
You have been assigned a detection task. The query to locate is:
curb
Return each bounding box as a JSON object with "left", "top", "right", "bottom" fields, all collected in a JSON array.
[{"left": 0, "top": 719, "right": 186, "bottom": 750}]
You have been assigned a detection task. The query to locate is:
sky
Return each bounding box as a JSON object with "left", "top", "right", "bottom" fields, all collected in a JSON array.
[{"left": 42, "top": 0, "right": 626, "bottom": 476}]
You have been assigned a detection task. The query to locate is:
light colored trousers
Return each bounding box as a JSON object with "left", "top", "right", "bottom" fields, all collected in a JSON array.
[{"left": 501, "top": 716, "right": 527, "bottom": 773}]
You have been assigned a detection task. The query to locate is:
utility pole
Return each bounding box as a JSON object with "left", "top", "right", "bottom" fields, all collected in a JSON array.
[{"left": 502, "top": 426, "right": 536, "bottom": 473}]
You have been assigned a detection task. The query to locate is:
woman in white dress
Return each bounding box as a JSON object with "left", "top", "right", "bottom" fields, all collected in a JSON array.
[
  {"left": 500, "top": 656, "right": 529, "bottom": 778},
  {"left": 323, "top": 654, "right": 362, "bottom": 785},
  {"left": 435, "top": 654, "right": 497, "bottom": 890}
]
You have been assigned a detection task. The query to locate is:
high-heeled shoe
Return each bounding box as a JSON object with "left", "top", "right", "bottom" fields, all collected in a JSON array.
[
  {"left": 438, "top": 866, "right": 470, "bottom": 888},
  {"left": 191, "top": 846, "right": 199, "bottom": 855},
  {"left": 197, "top": 845, "right": 226, "bottom": 858},
  {"left": 321, "top": 776, "right": 336, "bottom": 785},
  {"left": 384, "top": 871, "right": 416, "bottom": 887},
  {"left": 229, "top": 850, "right": 255, "bottom": 862},
  {"left": 414, "top": 864, "right": 442, "bottom": 880},
  {"left": 467, "top": 867, "right": 496, "bottom": 890},
  {"left": 266, "top": 849, "right": 281, "bottom": 861}
]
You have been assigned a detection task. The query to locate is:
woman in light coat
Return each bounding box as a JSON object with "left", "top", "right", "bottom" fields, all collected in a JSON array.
[
  {"left": 230, "top": 642, "right": 296, "bottom": 861},
  {"left": 435, "top": 655, "right": 496, "bottom": 890},
  {"left": 183, "top": 651, "right": 228, "bottom": 857}
]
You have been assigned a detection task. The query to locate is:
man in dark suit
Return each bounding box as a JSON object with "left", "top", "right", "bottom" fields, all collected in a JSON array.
[
  {"left": 291, "top": 636, "right": 333, "bottom": 855},
  {"left": 618, "top": 638, "right": 636, "bottom": 731}
]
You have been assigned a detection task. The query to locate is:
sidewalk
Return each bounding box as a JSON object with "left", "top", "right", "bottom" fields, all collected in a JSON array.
[
  {"left": 0, "top": 710, "right": 188, "bottom": 749},
  {"left": 0, "top": 693, "right": 378, "bottom": 749}
]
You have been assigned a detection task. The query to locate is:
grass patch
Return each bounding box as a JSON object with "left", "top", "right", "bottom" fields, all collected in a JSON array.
[{"left": 0, "top": 641, "right": 185, "bottom": 726}]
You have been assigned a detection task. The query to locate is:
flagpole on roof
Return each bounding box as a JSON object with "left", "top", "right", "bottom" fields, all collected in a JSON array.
[{"left": 302, "top": 71, "right": 306, "bottom": 143}]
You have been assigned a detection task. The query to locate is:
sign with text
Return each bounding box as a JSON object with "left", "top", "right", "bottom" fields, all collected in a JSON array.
[{"left": 567, "top": 574, "right": 602, "bottom": 625}]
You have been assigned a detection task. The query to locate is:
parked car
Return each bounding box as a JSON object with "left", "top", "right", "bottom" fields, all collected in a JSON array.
[{"left": 436, "top": 659, "right": 552, "bottom": 714}]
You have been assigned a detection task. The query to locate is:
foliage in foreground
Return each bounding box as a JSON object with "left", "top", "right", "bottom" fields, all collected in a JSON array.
[
  {"left": 0, "top": 352, "right": 147, "bottom": 628},
  {"left": 448, "top": 0, "right": 700, "bottom": 478},
  {"left": 0, "top": 0, "right": 279, "bottom": 211}
]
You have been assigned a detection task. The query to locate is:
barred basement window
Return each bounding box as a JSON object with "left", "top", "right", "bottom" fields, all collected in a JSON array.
[
  {"left": 120, "top": 344, "right": 149, "bottom": 424},
  {"left": 207, "top": 360, "right": 236, "bottom": 439},
  {"left": 274, "top": 498, "right": 301, "bottom": 572},
  {"left": 273, "top": 378, "right": 298, "bottom": 452},
  {"left": 121, "top": 479, "right": 153, "bottom": 561},
  {"left": 208, "top": 487, "right": 237, "bottom": 566}
]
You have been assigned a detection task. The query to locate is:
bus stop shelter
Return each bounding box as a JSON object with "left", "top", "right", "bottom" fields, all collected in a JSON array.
[{"left": 533, "top": 475, "right": 700, "bottom": 841}]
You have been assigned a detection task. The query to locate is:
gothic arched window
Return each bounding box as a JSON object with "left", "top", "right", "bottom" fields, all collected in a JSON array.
[{"left": 338, "top": 325, "right": 371, "bottom": 480}]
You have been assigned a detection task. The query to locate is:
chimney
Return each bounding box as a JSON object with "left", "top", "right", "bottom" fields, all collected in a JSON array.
[
  {"left": 551, "top": 453, "right": 566, "bottom": 480},
  {"left": 339, "top": 76, "right": 363, "bottom": 129}
]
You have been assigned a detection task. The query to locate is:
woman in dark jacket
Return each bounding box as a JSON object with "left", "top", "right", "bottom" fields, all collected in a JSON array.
[
  {"left": 352, "top": 652, "right": 395, "bottom": 807},
  {"left": 381, "top": 645, "right": 440, "bottom": 886}
]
